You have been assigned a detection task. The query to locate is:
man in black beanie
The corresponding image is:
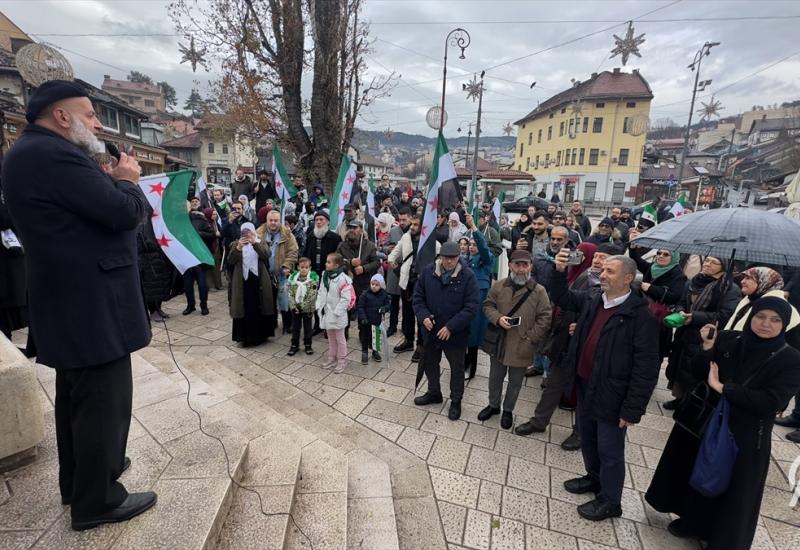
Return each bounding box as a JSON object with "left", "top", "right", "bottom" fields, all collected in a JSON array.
[{"left": 2, "top": 80, "right": 156, "bottom": 530}]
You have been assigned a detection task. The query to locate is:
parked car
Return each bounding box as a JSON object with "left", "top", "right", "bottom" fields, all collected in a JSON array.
[
  {"left": 501, "top": 195, "right": 552, "bottom": 213},
  {"left": 630, "top": 199, "right": 676, "bottom": 223},
  {"left": 754, "top": 191, "right": 769, "bottom": 205}
]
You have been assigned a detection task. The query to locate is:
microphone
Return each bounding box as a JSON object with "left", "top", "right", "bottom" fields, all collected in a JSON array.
[{"left": 105, "top": 142, "right": 121, "bottom": 160}]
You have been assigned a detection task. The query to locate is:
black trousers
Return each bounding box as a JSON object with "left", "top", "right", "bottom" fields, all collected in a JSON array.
[
  {"left": 183, "top": 266, "right": 208, "bottom": 308},
  {"left": 55, "top": 355, "right": 132, "bottom": 520},
  {"left": 291, "top": 311, "right": 313, "bottom": 348},
  {"left": 421, "top": 338, "right": 466, "bottom": 402},
  {"left": 389, "top": 294, "right": 400, "bottom": 330},
  {"left": 401, "top": 289, "right": 423, "bottom": 346}
]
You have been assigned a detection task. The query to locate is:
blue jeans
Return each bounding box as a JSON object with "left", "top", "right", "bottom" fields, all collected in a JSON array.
[{"left": 534, "top": 353, "right": 551, "bottom": 375}]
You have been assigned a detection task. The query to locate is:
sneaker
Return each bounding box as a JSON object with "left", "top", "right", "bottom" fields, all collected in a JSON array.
[
  {"left": 393, "top": 340, "right": 414, "bottom": 353},
  {"left": 182, "top": 306, "right": 196, "bottom": 315},
  {"left": 334, "top": 361, "right": 346, "bottom": 374},
  {"left": 322, "top": 358, "right": 337, "bottom": 370},
  {"left": 414, "top": 392, "right": 443, "bottom": 406},
  {"left": 411, "top": 345, "right": 424, "bottom": 363},
  {"left": 305, "top": 346, "right": 314, "bottom": 355},
  {"left": 361, "top": 351, "right": 369, "bottom": 364},
  {"left": 372, "top": 351, "right": 382, "bottom": 362},
  {"left": 477, "top": 406, "right": 500, "bottom": 421},
  {"left": 287, "top": 346, "right": 299, "bottom": 357},
  {"left": 501, "top": 411, "right": 513, "bottom": 430}
]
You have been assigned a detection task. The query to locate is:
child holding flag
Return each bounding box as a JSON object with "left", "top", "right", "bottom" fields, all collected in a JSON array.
[{"left": 357, "top": 274, "right": 391, "bottom": 364}]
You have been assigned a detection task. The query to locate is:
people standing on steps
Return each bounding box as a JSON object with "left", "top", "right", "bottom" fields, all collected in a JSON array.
[
  {"left": 357, "top": 273, "right": 391, "bottom": 364},
  {"left": 463, "top": 214, "right": 494, "bottom": 381},
  {"left": 228, "top": 222, "right": 275, "bottom": 347},
  {"left": 256, "top": 209, "right": 299, "bottom": 334},
  {"left": 412, "top": 241, "right": 480, "bottom": 421},
  {"left": 316, "top": 252, "right": 354, "bottom": 374},
  {"left": 479, "top": 250, "right": 552, "bottom": 430},
  {"left": 286, "top": 257, "right": 318, "bottom": 356}
]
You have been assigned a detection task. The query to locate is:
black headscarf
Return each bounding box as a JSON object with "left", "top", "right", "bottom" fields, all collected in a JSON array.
[{"left": 741, "top": 296, "right": 792, "bottom": 354}]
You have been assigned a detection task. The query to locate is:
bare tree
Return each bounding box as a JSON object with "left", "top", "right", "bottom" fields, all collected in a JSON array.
[{"left": 170, "top": 0, "right": 395, "bottom": 193}]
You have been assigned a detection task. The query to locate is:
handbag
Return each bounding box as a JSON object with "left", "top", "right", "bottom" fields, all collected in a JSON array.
[
  {"left": 480, "top": 287, "right": 533, "bottom": 357},
  {"left": 689, "top": 395, "right": 739, "bottom": 497},
  {"left": 648, "top": 300, "right": 671, "bottom": 322}
]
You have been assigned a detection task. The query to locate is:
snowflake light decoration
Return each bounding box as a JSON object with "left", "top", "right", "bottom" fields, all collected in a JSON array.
[
  {"left": 463, "top": 75, "right": 483, "bottom": 102},
  {"left": 697, "top": 95, "right": 724, "bottom": 121},
  {"left": 502, "top": 122, "right": 514, "bottom": 136},
  {"left": 383, "top": 128, "right": 395, "bottom": 140},
  {"left": 610, "top": 21, "right": 645, "bottom": 66},
  {"left": 179, "top": 36, "right": 207, "bottom": 73},
  {"left": 569, "top": 100, "right": 583, "bottom": 117}
]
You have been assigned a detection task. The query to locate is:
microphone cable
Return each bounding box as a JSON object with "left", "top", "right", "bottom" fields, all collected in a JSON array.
[{"left": 158, "top": 318, "right": 314, "bottom": 550}]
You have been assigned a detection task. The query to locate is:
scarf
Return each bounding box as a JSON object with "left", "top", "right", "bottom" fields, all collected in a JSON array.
[
  {"left": 290, "top": 271, "right": 316, "bottom": 305},
  {"left": 743, "top": 266, "right": 784, "bottom": 300},
  {"left": 650, "top": 251, "right": 680, "bottom": 281},
  {"left": 323, "top": 267, "right": 345, "bottom": 290},
  {"left": 688, "top": 272, "right": 725, "bottom": 312},
  {"left": 240, "top": 222, "right": 260, "bottom": 280},
  {"left": 264, "top": 229, "right": 281, "bottom": 274}
]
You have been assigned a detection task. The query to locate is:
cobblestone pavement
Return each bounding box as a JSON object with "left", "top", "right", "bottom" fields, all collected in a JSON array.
[{"left": 12, "top": 286, "right": 800, "bottom": 549}]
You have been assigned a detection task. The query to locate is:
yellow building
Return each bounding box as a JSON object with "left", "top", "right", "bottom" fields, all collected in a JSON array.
[{"left": 513, "top": 68, "right": 653, "bottom": 205}]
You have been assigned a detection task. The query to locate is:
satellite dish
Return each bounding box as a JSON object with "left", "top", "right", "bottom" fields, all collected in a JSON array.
[
  {"left": 625, "top": 114, "right": 650, "bottom": 137},
  {"left": 15, "top": 43, "right": 74, "bottom": 86},
  {"left": 426, "top": 106, "right": 447, "bottom": 130}
]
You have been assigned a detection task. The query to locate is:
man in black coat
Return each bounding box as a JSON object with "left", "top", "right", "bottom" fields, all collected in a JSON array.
[
  {"left": 2, "top": 80, "right": 155, "bottom": 530},
  {"left": 547, "top": 249, "right": 659, "bottom": 522}
]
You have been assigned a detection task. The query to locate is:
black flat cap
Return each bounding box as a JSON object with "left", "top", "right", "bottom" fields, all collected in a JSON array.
[{"left": 26, "top": 80, "right": 89, "bottom": 123}]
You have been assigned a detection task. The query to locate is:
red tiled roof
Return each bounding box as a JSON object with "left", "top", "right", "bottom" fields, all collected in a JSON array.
[
  {"left": 482, "top": 169, "right": 535, "bottom": 180},
  {"left": 515, "top": 69, "right": 653, "bottom": 125},
  {"left": 102, "top": 77, "right": 161, "bottom": 94},
  {"left": 161, "top": 132, "right": 201, "bottom": 149}
]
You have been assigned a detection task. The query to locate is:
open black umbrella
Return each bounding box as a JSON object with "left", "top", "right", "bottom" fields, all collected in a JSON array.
[{"left": 633, "top": 208, "right": 800, "bottom": 266}]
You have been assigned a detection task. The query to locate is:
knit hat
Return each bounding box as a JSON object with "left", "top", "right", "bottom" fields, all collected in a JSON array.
[
  {"left": 599, "top": 217, "right": 614, "bottom": 227},
  {"left": 26, "top": 80, "right": 89, "bottom": 123},
  {"left": 596, "top": 243, "right": 623, "bottom": 256},
  {"left": 371, "top": 273, "right": 386, "bottom": 289},
  {"left": 750, "top": 296, "right": 792, "bottom": 327},
  {"left": 314, "top": 209, "right": 330, "bottom": 221}
]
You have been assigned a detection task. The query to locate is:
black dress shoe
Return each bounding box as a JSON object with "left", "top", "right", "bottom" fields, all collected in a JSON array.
[
  {"left": 786, "top": 429, "right": 800, "bottom": 443},
  {"left": 361, "top": 351, "right": 369, "bottom": 364},
  {"left": 560, "top": 430, "right": 581, "bottom": 451},
  {"left": 305, "top": 346, "right": 314, "bottom": 355},
  {"left": 667, "top": 518, "right": 697, "bottom": 539},
  {"left": 200, "top": 306, "right": 209, "bottom": 316},
  {"left": 524, "top": 365, "right": 544, "bottom": 377},
  {"left": 414, "top": 392, "right": 443, "bottom": 406},
  {"left": 410, "top": 346, "right": 424, "bottom": 363},
  {"left": 662, "top": 398, "right": 679, "bottom": 410},
  {"left": 564, "top": 475, "right": 601, "bottom": 495},
  {"left": 448, "top": 401, "right": 462, "bottom": 421},
  {"left": 393, "top": 340, "right": 414, "bottom": 353},
  {"left": 577, "top": 496, "right": 622, "bottom": 521},
  {"left": 477, "top": 406, "right": 500, "bottom": 422},
  {"left": 775, "top": 415, "right": 800, "bottom": 429},
  {"left": 372, "top": 351, "right": 382, "bottom": 362},
  {"left": 501, "top": 411, "right": 513, "bottom": 430},
  {"left": 514, "top": 420, "right": 546, "bottom": 436},
  {"left": 71, "top": 491, "right": 157, "bottom": 531},
  {"left": 182, "top": 306, "right": 196, "bottom": 315},
  {"left": 62, "top": 457, "right": 132, "bottom": 505},
  {"left": 287, "top": 346, "right": 299, "bottom": 356}
]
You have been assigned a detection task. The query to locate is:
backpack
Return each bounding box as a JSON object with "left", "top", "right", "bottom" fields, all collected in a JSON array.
[{"left": 338, "top": 279, "right": 357, "bottom": 311}]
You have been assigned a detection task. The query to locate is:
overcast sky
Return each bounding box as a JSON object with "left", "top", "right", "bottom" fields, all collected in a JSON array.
[{"left": 3, "top": 0, "right": 799, "bottom": 138}]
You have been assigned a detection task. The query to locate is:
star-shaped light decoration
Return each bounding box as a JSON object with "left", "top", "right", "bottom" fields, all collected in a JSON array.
[
  {"left": 463, "top": 75, "right": 483, "bottom": 102},
  {"left": 383, "top": 127, "right": 395, "bottom": 140},
  {"left": 502, "top": 122, "right": 514, "bottom": 136},
  {"left": 610, "top": 21, "right": 645, "bottom": 66},
  {"left": 569, "top": 100, "right": 583, "bottom": 117},
  {"left": 697, "top": 95, "right": 724, "bottom": 121},
  {"left": 179, "top": 36, "right": 207, "bottom": 73}
]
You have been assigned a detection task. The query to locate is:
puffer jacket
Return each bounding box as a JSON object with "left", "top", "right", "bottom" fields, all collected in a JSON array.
[
  {"left": 316, "top": 271, "right": 353, "bottom": 330},
  {"left": 550, "top": 269, "right": 660, "bottom": 423},
  {"left": 357, "top": 288, "right": 391, "bottom": 326},
  {"left": 288, "top": 271, "right": 319, "bottom": 314},
  {"left": 483, "top": 278, "right": 552, "bottom": 367}
]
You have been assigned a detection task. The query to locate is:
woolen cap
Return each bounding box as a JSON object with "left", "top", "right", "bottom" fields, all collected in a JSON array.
[
  {"left": 440, "top": 241, "right": 461, "bottom": 257},
  {"left": 346, "top": 219, "right": 363, "bottom": 228},
  {"left": 26, "top": 80, "right": 89, "bottom": 123},
  {"left": 509, "top": 250, "right": 533, "bottom": 263},
  {"left": 314, "top": 210, "right": 330, "bottom": 221}
]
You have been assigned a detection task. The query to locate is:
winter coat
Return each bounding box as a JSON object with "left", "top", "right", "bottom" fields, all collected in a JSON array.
[
  {"left": 0, "top": 181, "right": 26, "bottom": 313},
  {"left": 2, "top": 123, "right": 150, "bottom": 369},
  {"left": 222, "top": 217, "right": 246, "bottom": 251},
  {"left": 254, "top": 180, "right": 277, "bottom": 212},
  {"left": 137, "top": 213, "right": 177, "bottom": 304},
  {"left": 255, "top": 224, "right": 299, "bottom": 274},
  {"left": 231, "top": 176, "right": 252, "bottom": 201},
  {"left": 483, "top": 278, "right": 552, "bottom": 367},
  {"left": 629, "top": 248, "right": 687, "bottom": 306},
  {"left": 573, "top": 212, "right": 592, "bottom": 238},
  {"left": 412, "top": 260, "right": 480, "bottom": 350},
  {"left": 384, "top": 225, "right": 405, "bottom": 295},
  {"left": 550, "top": 269, "right": 660, "bottom": 423},
  {"left": 357, "top": 288, "right": 391, "bottom": 326},
  {"left": 227, "top": 242, "right": 275, "bottom": 319},
  {"left": 288, "top": 271, "right": 319, "bottom": 314},
  {"left": 646, "top": 331, "right": 800, "bottom": 550},
  {"left": 479, "top": 224, "right": 503, "bottom": 259},
  {"left": 388, "top": 231, "right": 440, "bottom": 291},
  {"left": 189, "top": 210, "right": 215, "bottom": 262},
  {"left": 337, "top": 234, "right": 380, "bottom": 295},
  {"left": 533, "top": 248, "right": 562, "bottom": 294},
  {"left": 302, "top": 230, "right": 341, "bottom": 275},
  {"left": 316, "top": 271, "right": 353, "bottom": 330}
]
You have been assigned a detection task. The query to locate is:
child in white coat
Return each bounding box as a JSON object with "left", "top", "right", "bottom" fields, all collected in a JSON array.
[{"left": 316, "top": 252, "right": 354, "bottom": 373}]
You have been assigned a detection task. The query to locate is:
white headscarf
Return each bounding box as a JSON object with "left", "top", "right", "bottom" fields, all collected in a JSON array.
[
  {"left": 240, "top": 222, "right": 260, "bottom": 280},
  {"left": 377, "top": 212, "right": 395, "bottom": 231}
]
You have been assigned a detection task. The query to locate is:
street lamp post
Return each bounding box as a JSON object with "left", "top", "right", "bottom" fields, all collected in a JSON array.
[
  {"left": 675, "top": 41, "right": 720, "bottom": 198},
  {"left": 439, "top": 28, "right": 471, "bottom": 130}
]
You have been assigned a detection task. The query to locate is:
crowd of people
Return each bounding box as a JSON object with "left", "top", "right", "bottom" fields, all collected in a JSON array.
[{"left": 2, "top": 81, "right": 799, "bottom": 545}]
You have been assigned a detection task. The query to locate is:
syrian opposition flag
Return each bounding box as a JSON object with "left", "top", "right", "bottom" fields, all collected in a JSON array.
[
  {"left": 194, "top": 175, "right": 207, "bottom": 199},
  {"left": 366, "top": 175, "right": 377, "bottom": 241},
  {"left": 139, "top": 170, "right": 215, "bottom": 274},
  {"left": 272, "top": 144, "right": 297, "bottom": 224},
  {"left": 417, "top": 132, "right": 457, "bottom": 270},
  {"left": 492, "top": 191, "right": 505, "bottom": 225},
  {"left": 641, "top": 203, "right": 658, "bottom": 225},
  {"left": 669, "top": 192, "right": 689, "bottom": 218},
  {"left": 329, "top": 154, "right": 357, "bottom": 229}
]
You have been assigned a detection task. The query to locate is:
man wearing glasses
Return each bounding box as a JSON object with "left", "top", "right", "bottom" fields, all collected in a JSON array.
[{"left": 552, "top": 210, "right": 581, "bottom": 246}]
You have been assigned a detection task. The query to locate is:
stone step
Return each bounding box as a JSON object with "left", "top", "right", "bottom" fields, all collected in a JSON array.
[{"left": 346, "top": 450, "right": 400, "bottom": 550}]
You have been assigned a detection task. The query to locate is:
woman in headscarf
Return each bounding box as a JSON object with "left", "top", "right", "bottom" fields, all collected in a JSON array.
[
  {"left": 664, "top": 256, "right": 741, "bottom": 409},
  {"left": 510, "top": 213, "right": 530, "bottom": 251},
  {"left": 464, "top": 214, "right": 494, "bottom": 380},
  {"left": 447, "top": 211, "right": 468, "bottom": 242},
  {"left": 646, "top": 297, "right": 800, "bottom": 550},
  {"left": 375, "top": 212, "right": 395, "bottom": 252},
  {"left": 629, "top": 246, "right": 688, "bottom": 359},
  {"left": 228, "top": 222, "right": 276, "bottom": 347},
  {"left": 238, "top": 194, "right": 255, "bottom": 222},
  {"left": 725, "top": 267, "right": 794, "bottom": 333},
  {"left": 203, "top": 207, "right": 223, "bottom": 291}
]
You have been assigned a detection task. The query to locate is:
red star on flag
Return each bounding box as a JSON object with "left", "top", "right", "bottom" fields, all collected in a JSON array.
[
  {"left": 156, "top": 235, "right": 171, "bottom": 247},
  {"left": 341, "top": 190, "right": 349, "bottom": 200},
  {"left": 338, "top": 208, "right": 345, "bottom": 218},
  {"left": 428, "top": 196, "right": 439, "bottom": 213},
  {"left": 420, "top": 225, "right": 428, "bottom": 237},
  {"left": 151, "top": 210, "right": 159, "bottom": 219},
  {"left": 149, "top": 182, "right": 166, "bottom": 196},
  {"left": 346, "top": 174, "right": 355, "bottom": 184},
  {"left": 276, "top": 179, "right": 283, "bottom": 189}
]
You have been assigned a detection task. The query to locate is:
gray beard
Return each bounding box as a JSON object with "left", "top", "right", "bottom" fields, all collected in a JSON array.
[
  {"left": 69, "top": 119, "right": 105, "bottom": 155},
  {"left": 510, "top": 273, "right": 530, "bottom": 285},
  {"left": 313, "top": 225, "right": 329, "bottom": 239}
]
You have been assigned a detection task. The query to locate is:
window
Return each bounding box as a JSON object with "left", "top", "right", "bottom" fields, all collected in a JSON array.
[
  {"left": 122, "top": 113, "right": 139, "bottom": 136},
  {"left": 571, "top": 148, "right": 577, "bottom": 165},
  {"left": 222, "top": 144, "right": 229, "bottom": 154},
  {"left": 144, "top": 99, "right": 155, "bottom": 108},
  {"left": 592, "top": 117, "right": 603, "bottom": 133},
  {"left": 622, "top": 117, "right": 630, "bottom": 134},
  {"left": 535, "top": 155, "right": 540, "bottom": 169},
  {"left": 99, "top": 105, "right": 118, "bottom": 130},
  {"left": 561, "top": 108, "right": 566, "bottom": 114},
  {"left": 520, "top": 143, "right": 524, "bottom": 156},
  {"left": 537, "top": 129, "right": 542, "bottom": 143},
  {"left": 549, "top": 112, "right": 554, "bottom": 119},
  {"left": 595, "top": 102, "right": 605, "bottom": 108},
  {"left": 618, "top": 148, "right": 629, "bottom": 166},
  {"left": 589, "top": 148, "right": 599, "bottom": 165},
  {"left": 611, "top": 182, "right": 626, "bottom": 203},
  {"left": 547, "top": 126, "right": 552, "bottom": 140},
  {"left": 582, "top": 117, "right": 589, "bottom": 133},
  {"left": 528, "top": 133, "right": 532, "bottom": 146},
  {"left": 545, "top": 153, "right": 550, "bottom": 166},
  {"left": 583, "top": 182, "right": 597, "bottom": 203},
  {"left": 626, "top": 102, "right": 636, "bottom": 108},
  {"left": 579, "top": 148, "right": 585, "bottom": 165},
  {"left": 556, "top": 151, "right": 562, "bottom": 166},
  {"left": 559, "top": 121, "right": 565, "bottom": 137},
  {"left": 207, "top": 167, "right": 231, "bottom": 185},
  {"left": 122, "top": 95, "right": 136, "bottom": 105},
  {"left": 208, "top": 142, "right": 215, "bottom": 154},
  {"left": 568, "top": 118, "right": 574, "bottom": 136},
  {"left": 526, "top": 157, "right": 531, "bottom": 170}
]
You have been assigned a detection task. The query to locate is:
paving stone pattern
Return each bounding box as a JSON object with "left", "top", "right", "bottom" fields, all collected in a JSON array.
[{"left": 4, "top": 287, "right": 800, "bottom": 549}]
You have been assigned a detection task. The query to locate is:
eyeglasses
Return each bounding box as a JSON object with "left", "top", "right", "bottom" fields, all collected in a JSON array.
[
  {"left": 655, "top": 251, "right": 671, "bottom": 257},
  {"left": 232, "top": 207, "right": 243, "bottom": 211},
  {"left": 554, "top": 215, "right": 565, "bottom": 220},
  {"left": 598, "top": 223, "right": 611, "bottom": 228}
]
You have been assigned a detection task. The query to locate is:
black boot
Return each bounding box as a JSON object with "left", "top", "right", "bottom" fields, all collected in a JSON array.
[
  {"left": 448, "top": 400, "right": 462, "bottom": 420},
  {"left": 477, "top": 405, "right": 500, "bottom": 421},
  {"left": 411, "top": 345, "right": 424, "bottom": 363},
  {"left": 414, "top": 392, "right": 443, "bottom": 406},
  {"left": 287, "top": 345, "right": 299, "bottom": 356},
  {"left": 361, "top": 350, "right": 369, "bottom": 364}
]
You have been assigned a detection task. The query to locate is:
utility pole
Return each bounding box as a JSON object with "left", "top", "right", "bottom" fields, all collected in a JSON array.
[{"left": 466, "top": 71, "right": 485, "bottom": 212}]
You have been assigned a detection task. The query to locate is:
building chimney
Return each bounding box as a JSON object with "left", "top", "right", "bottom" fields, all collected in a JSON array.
[
  {"left": 632, "top": 69, "right": 639, "bottom": 75},
  {"left": 613, "top": 68, "right": 620, "bottom": 74},
  {"left": 103, "top": 75, "right": 110, "bottom": 80},
  {"left": 591, "top": 72, "right": 598, "bottom": 79}
]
